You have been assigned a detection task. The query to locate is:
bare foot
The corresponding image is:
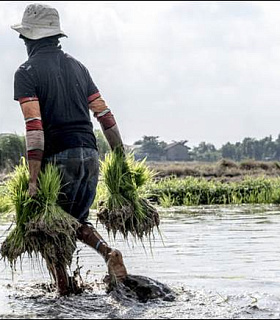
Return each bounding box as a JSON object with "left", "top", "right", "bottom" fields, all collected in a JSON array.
[{"left": 106, "top": 249, "right": 128, "bottom": 283}]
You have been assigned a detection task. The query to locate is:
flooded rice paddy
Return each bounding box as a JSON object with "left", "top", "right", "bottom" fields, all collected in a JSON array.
[{"left": 1, "top": 204, "right": 280, "bottom": 318}]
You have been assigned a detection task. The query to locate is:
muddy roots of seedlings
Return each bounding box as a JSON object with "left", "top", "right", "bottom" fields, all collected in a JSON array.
[
  {"left": 25, "top": 211, "right": 79, "bottom": 268},
  {"left": 1, "top": 212, "right": 79, "bottom": 270},
  {"left": 97, "top": 198, "right": 160, "bottom": 240}
]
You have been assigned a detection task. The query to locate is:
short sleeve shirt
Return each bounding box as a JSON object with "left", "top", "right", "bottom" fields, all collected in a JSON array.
[{"left": 14, "top": 45, "right": 99, "bottom": 157}]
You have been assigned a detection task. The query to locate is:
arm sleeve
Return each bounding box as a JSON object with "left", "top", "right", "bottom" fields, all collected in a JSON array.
[{"left": 14, "top": 65, "right": 37, "bottom": 101}]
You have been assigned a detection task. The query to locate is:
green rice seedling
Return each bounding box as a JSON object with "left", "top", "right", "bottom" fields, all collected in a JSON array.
[
  {"left": 127, "top": 155, "right": 156, "bottom": 188},
  {"left": 159, "top": 193, "right": 176, "bottom": 208},
  {"left": 0, "top": 198, "right": 11, "bottom": 214},
  {"left": 146, "top": 175, "right": 280, "bottom": 207},
  {"left": 0, "top": 185, "right": 12, "bottom": 214},
  {"left": 97, "top": 147, "right": 159, "bottom": 241},
  {"left": 231, "top": 191, "right": 243, "bottom": 204},
  {"left": 183, "top": 192, "right": 201, "bottom": 206},
  {"left": 1, "top": 159, "right": 79, "bottom": 271}
]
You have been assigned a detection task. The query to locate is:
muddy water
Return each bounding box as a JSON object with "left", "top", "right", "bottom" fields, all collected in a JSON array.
[{"left": 1, "top": 204, "right": 280, "bottom": 319}]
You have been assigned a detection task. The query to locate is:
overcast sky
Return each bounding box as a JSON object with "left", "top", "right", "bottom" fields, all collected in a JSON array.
[{"left": 1, "top": 1, "right": 280, "bottom": 147}]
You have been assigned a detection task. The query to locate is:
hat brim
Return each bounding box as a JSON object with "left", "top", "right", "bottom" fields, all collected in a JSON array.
[{"left": 11, "top": 23, "right": 67, "bottom": 40}]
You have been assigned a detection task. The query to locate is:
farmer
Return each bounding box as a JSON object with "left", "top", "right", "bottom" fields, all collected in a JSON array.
[{"left": 11, "top": 3, "right": 128, "bottom": 295}]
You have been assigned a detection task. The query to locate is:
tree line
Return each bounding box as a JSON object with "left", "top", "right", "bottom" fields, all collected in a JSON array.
[
  {"left": 0, "top": 131, "right": 110, "bottom": 170},
  {"left": 2, "top": 132, "right": 280, "bottom": 170},
  {"left": 133, "top": 135, "right": 280, "bottom": 162}
]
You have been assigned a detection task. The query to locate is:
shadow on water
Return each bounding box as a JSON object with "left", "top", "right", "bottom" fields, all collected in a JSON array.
[{"left": 1, "top": 204, "right": 280, "bottom": 318}]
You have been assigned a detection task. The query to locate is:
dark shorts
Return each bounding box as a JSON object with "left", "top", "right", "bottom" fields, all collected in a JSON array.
[{"left": 44, "top": 147, "right": 99, "bottom": 224}]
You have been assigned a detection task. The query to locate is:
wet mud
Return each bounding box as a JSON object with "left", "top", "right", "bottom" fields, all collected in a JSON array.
[
  {"left": 2, "top": 281, "right": 280, "bottom": 319},
  {"left": 105, "top": 274, "right": 176, "bottom": 303}
]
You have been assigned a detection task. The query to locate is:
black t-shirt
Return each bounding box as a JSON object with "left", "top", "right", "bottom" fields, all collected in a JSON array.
[{"left": 14, "top": 44, "right": 98, "bottom": 157}]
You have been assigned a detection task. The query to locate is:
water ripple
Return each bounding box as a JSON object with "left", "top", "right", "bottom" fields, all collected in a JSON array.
[{"left": 1, "top": 204, "right": 280, "bottom": 318}]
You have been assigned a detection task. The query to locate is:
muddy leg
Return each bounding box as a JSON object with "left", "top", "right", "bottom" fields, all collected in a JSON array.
[
  {"left": 55, "top": 264, "right": 71, "bottom": 296},
  {"left": 76, "top": 224, "right": 128, "bottom": 282},
  {"left": 45, "top": 252, "right": 71, "bottom": 296},
  {"left": 76, "top": 224, "right": 111, "bottom": 260},
  {"left": 47, "top": 262, "right": 70, "bottom": 296},
  {"left": 47, "top": 263, "right": 56, "bottom": 282}
]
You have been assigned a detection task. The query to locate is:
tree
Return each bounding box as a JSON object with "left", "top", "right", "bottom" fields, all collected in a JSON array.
[
  {"left": 192, "top": 142, "right": 220, "bottom": 162},
  {"left": 275, "top": 134, "right": 280, "bottom": 160},
  {"left": 94, "top": 129, "right": 110, "bottom": 160},
  {"left": 134, "top": 136, "right": 167, "bottom": 161},
  {"left": 221, "top": 142, "right": 236, "bottom": 160},
  {"left": 0, "top": 134, "right": 26, "bottom": 169}
]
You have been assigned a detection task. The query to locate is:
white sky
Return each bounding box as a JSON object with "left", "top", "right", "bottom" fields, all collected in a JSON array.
[{"left": 1, "top": 1, "right": 280, "bottom": 147}]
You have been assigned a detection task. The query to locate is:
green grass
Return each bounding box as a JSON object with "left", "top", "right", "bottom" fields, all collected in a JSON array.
[
  {"left": 0, "top": 188, "right": 11, "bottom": 214},
  {"left": 92, "top": 174, "right": 280, "bottom": 208},
  {"left": 144, "top": 175, "right": 280, "bottom": 206}
]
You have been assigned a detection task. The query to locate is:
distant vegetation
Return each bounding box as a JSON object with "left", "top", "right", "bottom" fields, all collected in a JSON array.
[
  {"left": 2, "top": 132, "right": 280, "bottom": 172},
  {"left": 131, "top": 134, "right": 280, "bottom": 162},
  {"left": 0, "top": 134, "right": 25, "bottom": 171}
]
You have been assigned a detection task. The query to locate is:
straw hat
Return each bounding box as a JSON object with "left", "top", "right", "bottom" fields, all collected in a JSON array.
[{"left": 11, "top": 3, "right": 67, "bottom": 40}]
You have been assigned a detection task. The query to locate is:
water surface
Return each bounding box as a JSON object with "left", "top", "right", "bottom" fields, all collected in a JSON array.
[{"left": 1, "top": 204, "right": 280, "bottom": 319}]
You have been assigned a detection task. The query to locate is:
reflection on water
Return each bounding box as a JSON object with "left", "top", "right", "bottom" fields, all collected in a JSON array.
[{"left": 1, "top": 204, "right": 280, "bottom": 319}]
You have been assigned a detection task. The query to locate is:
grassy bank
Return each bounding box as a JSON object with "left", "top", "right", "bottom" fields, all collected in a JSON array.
[{"left": 144, "top": 176, "right": 280, "bottom": 207}]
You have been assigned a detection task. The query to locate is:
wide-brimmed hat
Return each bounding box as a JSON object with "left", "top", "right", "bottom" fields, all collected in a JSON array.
[{"left": 11, "top": 3, "right": 67, "bottom": 40}]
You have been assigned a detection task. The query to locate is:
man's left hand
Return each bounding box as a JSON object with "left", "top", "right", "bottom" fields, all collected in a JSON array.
[{"left": 28, "top": 181, "right": 38, "bottom": 197}]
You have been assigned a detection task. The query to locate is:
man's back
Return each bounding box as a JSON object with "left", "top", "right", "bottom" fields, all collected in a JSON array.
[{"left": 14, "top": 37, "right": 98, "bottom": 156}]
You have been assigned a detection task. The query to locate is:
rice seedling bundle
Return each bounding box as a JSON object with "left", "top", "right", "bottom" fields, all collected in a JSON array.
[
  {"left": 0, "top": 159, "right": 80, "bottom": 270},
  {"left": 97, "top": 148, "right": 160, "bottom": 240}
]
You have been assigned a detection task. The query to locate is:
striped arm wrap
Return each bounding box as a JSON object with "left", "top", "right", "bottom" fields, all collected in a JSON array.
[
  {"left": 19, "top": 97, "right": 39, "bottom": 104},
  {"left": 88, "top": 92, "right": 117, "bottom": 130},
  {"left": 25, "top": 117, "right": 44, "bottom": 161},
  {"left": 88, "top": 94, "right": 109, "bottom": 114},
  {"left": 88, "top": 92, "right": 101, "bottom": 104},
  {"left": 94, "top": 109, "right": 116, "bottom": 130}
]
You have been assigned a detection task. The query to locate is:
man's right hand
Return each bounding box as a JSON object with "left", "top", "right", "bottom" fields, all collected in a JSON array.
[{"left": 28, "top": 160, "right": 42, "bottom": 197}]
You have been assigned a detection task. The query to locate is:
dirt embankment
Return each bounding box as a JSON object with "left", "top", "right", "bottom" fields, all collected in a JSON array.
[
  {"left": 2, "top": 159, "right": 280, "bottom": 184},
  {"left": 147, "top": 159, "right": 280, "bottom": 182}
]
